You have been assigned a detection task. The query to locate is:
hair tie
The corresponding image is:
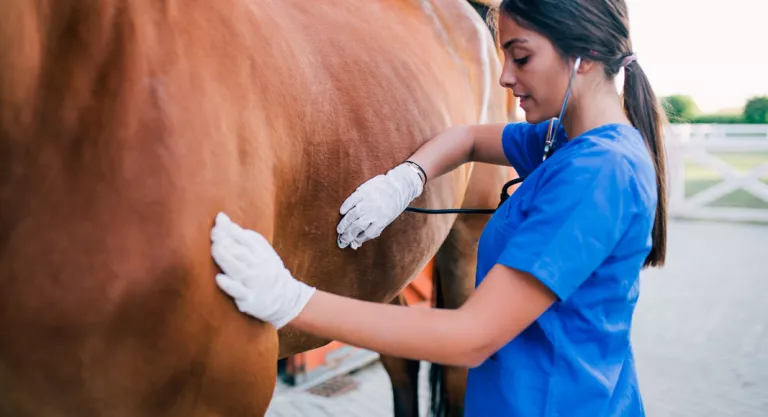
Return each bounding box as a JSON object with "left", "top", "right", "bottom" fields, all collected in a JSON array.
[{"left": 620, "top": 53, "right": 637, "bottom": 68}]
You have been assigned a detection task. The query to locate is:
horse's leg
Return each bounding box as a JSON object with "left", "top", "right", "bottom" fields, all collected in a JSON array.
[{"left": 380, "top": 296, "right": 422, "bottom": 417}]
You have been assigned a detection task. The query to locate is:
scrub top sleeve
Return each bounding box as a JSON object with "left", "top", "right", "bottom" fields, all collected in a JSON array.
[
  {"left": 501, "top": 121, "right": 551, "bottom": 177},
  {"left": 496, "top": 153, "right": 638, "bottom": 302}
]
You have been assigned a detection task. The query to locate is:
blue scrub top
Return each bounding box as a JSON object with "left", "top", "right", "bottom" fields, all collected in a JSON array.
[{"left": 464, "top": 121, "right": 657, "bottom": 416}]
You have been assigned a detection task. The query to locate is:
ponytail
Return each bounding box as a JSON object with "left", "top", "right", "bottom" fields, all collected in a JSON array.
[{"left": 622, "top": 61, "right": 667, "bottom": 267}]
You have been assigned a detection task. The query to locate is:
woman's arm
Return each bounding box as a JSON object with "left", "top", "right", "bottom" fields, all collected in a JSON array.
[
  {"left": 212, "top": 213, "right": 556, "bottom": 367},
  {"left": 292, "top": 264, "right": 557, "bottom": 368},
  {"left": 335, "top": 122, "right": 522, "bottom": 250},
  {"left": 406, "top": 123, "right": 512, "bottom": 182}
]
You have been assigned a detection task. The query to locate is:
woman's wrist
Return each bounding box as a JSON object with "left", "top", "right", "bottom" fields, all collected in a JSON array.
[
  {"left": 403, "top": 160, "right": 428, "bottom": 186},
  {"left": 404, "top": 125, "right": 476, "bottom": 183}
]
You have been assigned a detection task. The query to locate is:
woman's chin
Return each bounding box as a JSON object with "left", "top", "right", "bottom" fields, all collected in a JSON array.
[{"left": 524, "top": 111, "right": 547, "bottom": 125}]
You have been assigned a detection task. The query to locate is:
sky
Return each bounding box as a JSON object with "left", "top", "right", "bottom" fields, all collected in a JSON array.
[{"left": 626, "top": 0, "right": 767, "bottom": 113}]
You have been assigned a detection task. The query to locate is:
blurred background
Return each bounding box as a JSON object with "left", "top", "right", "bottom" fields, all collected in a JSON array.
[{"left": 269, "top": 1, "right": 768, "bottom": 416}]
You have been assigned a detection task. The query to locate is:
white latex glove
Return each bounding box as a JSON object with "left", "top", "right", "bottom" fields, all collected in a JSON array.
[
  {"left": 336, "top": 163, "right": 424, "bottom": 250},
  {"left": 210, "top": 212, "right": 316, "bottom": 330}
]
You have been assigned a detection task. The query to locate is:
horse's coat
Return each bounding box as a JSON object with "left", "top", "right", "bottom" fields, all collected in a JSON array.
[{"left": 0, "top": 1, "right": 512, "bottom": 415}]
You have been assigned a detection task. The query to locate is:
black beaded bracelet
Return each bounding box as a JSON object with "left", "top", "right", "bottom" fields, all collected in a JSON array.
[{"left": 404, "top": 160, "right": 428, "bottom": 185}]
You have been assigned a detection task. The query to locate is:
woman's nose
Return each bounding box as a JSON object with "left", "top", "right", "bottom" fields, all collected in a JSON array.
[
  {"left": 499, "top": 70, "right": 517, "bottom": 89},
  {"left": 498, "top": 60, "right": 518, "bottom": 89}
]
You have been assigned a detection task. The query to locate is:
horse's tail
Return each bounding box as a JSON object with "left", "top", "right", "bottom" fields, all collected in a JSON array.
[{"left": 428, "top": 264, "right": 447, "bottom": 417}]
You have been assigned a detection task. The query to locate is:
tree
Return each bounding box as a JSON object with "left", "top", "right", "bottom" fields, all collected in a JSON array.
[
  {"left": 661, "top": 95, "right": 700, "bottom": 122},
  {"left": 743, "top": 96, "right": 768, "bottom": 123}
]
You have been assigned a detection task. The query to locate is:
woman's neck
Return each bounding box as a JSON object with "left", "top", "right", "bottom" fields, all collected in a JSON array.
[{"left": 561, "top": 81, "right": 632, "bottom": 139}]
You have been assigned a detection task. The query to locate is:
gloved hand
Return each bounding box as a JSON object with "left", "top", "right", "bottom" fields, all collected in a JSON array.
[
  {"left": 211, "top": 212, "right": 316, "bottom": 330},
  {"left": 336, "top": 163, "right": 424, "bottom": 250}
]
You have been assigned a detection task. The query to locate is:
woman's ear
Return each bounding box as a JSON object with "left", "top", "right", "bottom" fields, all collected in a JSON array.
[{"left": 576, "top": 58, "right": 597, "bottom": 74}]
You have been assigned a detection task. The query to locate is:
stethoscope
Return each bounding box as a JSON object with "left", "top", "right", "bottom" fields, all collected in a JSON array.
[{"left": 405, "top": 57, "right": 582, "bottom": 215}]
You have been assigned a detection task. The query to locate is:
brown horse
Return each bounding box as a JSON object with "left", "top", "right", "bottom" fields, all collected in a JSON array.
[{"left": 0, "top": 1, "right": 512, "bottom": 416}]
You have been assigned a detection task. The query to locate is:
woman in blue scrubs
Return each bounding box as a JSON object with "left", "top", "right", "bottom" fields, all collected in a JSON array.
[{"left": 210, "top": 0, "right": 667, "bottom": 415}]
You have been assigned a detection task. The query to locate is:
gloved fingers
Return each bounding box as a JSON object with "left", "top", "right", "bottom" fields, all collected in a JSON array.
[
  {"left": 211, "top": 239, "right": 253, "bottom": 281},
  {"left": 341, "top": 175, "right": 390, "bottom": 215},
  {"left": 340, "top": 190, "right": 365, "bottom": 215},
  {"left": 349, "top": 221, "right": 384, "bottom": 249},
  {"left": 212, "top": 213, "right": 259, "bottom": 263},
  {"left": 213, "top": 212, "right": 275, "bottom": 265},
  {"left": 347, "top": 218, "right": 373, "bottom": 242},
  {"left": 213, "top": 212, "right": 249, "bottom": 238},
  {"left": 215, "top": 273, "right": 250, "bottom": 301},
  {"left": 218, "top": 217, "right": 265, "bottom": 256},
  {"left": 212, "top": 212, "right": 236, "bottom": 243},
  {"left": 338, "top": 228, "right": 357, "bottom": 249},
  {"left": 214, "top": 212, "right": 233, "bottom": 229},
  {"left": 232, "top": 246, "right": 255, "bottom": 265},
  {"left": 240, "top": 228, "right": 274, "bottom": 261},
  {"left": 363, "top": 222, "right": 385, "bottom": 241},
  {"left": 337, "top": 224, "right": 358, "bottom": 249},
  {"left": 348, "top": 232, "right": 371, "bottom": 251},
  {"left": 338, "top": 215, "right": 374, "bottom": 249},
  {"left": 336, "top": 206, "right": 365, "bottom": 241}
]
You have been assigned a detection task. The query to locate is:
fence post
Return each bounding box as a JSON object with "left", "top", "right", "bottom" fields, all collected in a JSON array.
[{"left": 666, "top": 124, "right": 689, "bottom": 216}]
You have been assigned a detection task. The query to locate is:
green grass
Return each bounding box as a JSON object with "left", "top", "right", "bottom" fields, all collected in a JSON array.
[{"left": 683, "top": 152, "right": 768, "bottom": 209}]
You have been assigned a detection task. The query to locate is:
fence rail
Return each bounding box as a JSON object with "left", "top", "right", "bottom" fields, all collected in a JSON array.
[{"left": 666, "top": 124, "right": 768, "bottom": 223}]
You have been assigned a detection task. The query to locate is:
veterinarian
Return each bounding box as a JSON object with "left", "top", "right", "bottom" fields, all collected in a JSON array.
[{"left": 209, "top": 0, "right": 666, "bottom": 415}]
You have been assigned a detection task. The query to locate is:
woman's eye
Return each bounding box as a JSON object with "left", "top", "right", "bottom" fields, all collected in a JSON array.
[{"left": 513, "top": 56, "right": 530, "bottom": 67}]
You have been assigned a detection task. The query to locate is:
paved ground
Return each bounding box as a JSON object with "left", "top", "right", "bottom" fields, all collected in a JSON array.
[
  {"left": 631, "top": 220, "right": 768, "bottom": 417},
  {"left": 267, "top": 220, "right": 768, "bottom": 416}
]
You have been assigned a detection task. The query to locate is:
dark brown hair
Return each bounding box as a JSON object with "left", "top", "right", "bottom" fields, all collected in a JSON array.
[{"left": 499, "top": 0, "right": 667, "bottom": 267}]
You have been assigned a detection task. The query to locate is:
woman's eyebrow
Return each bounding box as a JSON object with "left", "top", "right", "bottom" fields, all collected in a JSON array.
[{"left": 502, "top": 38, "right": 529, "bottom": 51}]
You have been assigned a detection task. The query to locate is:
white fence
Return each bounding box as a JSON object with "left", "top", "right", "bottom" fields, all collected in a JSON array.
[{"left": 666, "top": 124, "right": 768, "bottom": 223}]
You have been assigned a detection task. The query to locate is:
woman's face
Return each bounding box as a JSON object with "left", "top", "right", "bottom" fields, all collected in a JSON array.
[{"left": 497, "top": 12, "right": 573, "bottom": 124}]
